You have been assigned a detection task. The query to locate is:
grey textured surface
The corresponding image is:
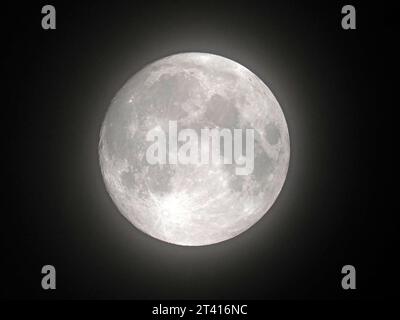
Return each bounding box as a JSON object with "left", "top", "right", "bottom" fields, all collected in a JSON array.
[{"left": 99, "top": 53, "right": 290, "bottom": 246}]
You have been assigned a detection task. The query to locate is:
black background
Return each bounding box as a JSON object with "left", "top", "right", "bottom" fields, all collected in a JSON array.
[{"left": 2, "top": 0, "right": 392, "bottom": 300}]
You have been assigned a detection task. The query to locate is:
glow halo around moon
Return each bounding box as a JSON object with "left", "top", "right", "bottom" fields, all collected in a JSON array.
[{"left": 99, "top": 52, "right": 290, "bottom": 246}]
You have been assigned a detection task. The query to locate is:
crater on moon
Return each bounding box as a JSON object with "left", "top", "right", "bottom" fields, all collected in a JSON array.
[{"left": 99, "top": 52, "right": 290, "bottom": 246}]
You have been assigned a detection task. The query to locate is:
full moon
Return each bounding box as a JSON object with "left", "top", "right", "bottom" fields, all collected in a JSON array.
[{"left": 99, "top": 53, "right": 290, "bottom": 246}]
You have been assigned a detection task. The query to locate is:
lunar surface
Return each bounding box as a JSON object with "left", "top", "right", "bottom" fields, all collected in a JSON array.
[{"left": 99, "top": 53, "right": 290, "bottom": 246}]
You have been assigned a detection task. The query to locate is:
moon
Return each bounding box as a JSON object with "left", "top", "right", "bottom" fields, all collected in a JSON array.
[{"left": 99, "top": 53, "right": 290, "bottom": 246}]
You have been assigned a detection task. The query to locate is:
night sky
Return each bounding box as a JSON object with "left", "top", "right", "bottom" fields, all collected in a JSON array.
[{"left": 2, "top": 0, "right": 392, "bottom": 300}]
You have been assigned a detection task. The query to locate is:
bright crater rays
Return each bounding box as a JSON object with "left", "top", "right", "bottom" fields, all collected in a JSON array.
[{"left": 99, "top": 53, "right": 290, "bottom": 246}]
